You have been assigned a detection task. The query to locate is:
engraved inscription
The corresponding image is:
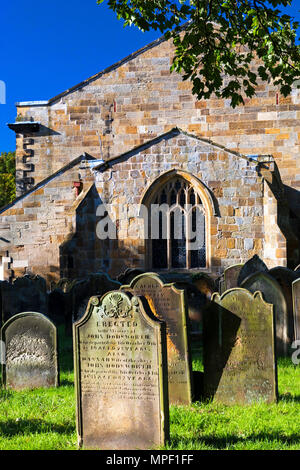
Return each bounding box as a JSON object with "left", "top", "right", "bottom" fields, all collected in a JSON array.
[
  {"left": 121, "top": 274, "right": 193, "bottom": 405},
  {"left": 74, "top": 291, "right": 169, "bottom": 450}
]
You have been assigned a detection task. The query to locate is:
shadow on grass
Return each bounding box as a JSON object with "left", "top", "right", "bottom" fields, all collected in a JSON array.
[
  {"left": 170, "top": 432, "right": 300, "bottom": 449},
  {"left": 0, "top": 418, "right": 75, "bottom": 437},
  {"left": 59, "top": 378, "right": 74, "bottom": 387},
  {"left": 279, "top": 394, "right": 300, "bottom": 403}
]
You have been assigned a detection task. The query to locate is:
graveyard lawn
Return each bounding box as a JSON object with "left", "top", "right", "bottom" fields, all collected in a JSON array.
[{"left": 0, "top": 334, "right": 299, "bottom": 451}]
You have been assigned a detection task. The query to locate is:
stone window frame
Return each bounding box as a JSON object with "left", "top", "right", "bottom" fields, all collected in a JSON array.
[{"left": 140, "top": 169, "right": 215, "bottom": 272}]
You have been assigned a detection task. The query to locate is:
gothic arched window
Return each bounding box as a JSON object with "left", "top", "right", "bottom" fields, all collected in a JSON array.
[{"left": 148, "top": 176, "right": 207, "bottom": 270}]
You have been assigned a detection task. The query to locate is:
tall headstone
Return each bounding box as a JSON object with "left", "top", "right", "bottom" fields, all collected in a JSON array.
[
  {"left": 292, "top": 278, "right": 300, "bottom": 340},
  {"left": 73, "top": 291, "right": 169, "bottom": 450},
  {"left": 240, "top": 272, "right": 289, "bottom": 356},
  {"left": 237, "top": 255, "right": 268, "bottom": 286},
  {"left": 204, "top": 288, "right": 277, "bottom": 405},
  {"left": 121, "top": 273, "right": 193, "bottom": 405},
  {"left": 1, "top": 275, "right": 48, "bottom": 326},
  {"left": 1, "top": 312, "right": 58, "bottom": 390},
  {"left": 224, "top": 264, "right": 244, "bottom": 290}
]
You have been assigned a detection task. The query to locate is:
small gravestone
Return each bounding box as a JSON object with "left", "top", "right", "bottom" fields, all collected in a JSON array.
[
  {"left": 1, "top": 275, "right": 48, "bottom": 326},
  {"left": 241, "top": 272, "right": 289, "bottom": 356},
  {"left": 237, "top": 255, "right": 268, "bottom": 286},
  {"left": 121, "top": 273, "right": 193, "bottom": 405},
  {"left": 1, "top": 312, "right": 58, "bottom": 390},
  {"left": 224, "top": 264, "right": 244, "bottom": 290},
  {"left": 292, "top": 279, "right": 300, "bottom": 340},
  {"left": 73, "top": 291, "right": 169, "bottom": 450},
  {"left": 204, "top": 288, "right": 277, "bottom": 405}
]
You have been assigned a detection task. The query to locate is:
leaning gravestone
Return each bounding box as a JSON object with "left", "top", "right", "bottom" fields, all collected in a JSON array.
[
  {"left": 1, "top": 312, "right": 58, "bottom": 390},
  {"left": 73, "top": 291, "right": 169, "bottom": 450},
  {"left": 237, "top": 255, "right": 268, "bottom": 286},
  {"left": 292, "top": 278, "right": 300, "bottom": 340},
  {"left": 224, "top": 264, "right": 244, "bottom": 290},
  {"left": 121, "top": 273, "right": 193, "bottom": 405},
  {"left": 1, "top": 275, "right": 48, "bottom": 326},
  {"left": 204, "top": 288, "right": 277, "bottom": 405},
  {"left": 240, "top": 272, "right": 289, "bottom": 356}
]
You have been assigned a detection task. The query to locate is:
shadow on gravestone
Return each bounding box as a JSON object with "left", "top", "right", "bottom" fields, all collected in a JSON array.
[
  {"left": 240, "top": 272, "right": 289, "bottom": 357},
  {"left": 161, "top": 272, "right": 214, "bottom": 333},
  {"left": 1, "top": 275, "right": 48, "bottom": 327},
  {"left": 237, "top": 255, "right": 268, "bottom": 287},
  {"left": 1, "top": 311, "right": 59, "bottom": 390},
  {"left": 224, "top": 264, "right": 244, "bottom": 290},
  {"left": 268, "top": 266, "right": 299, "bottom": 343},
  {"left": 203, "top": 299, "right": 241, "bottom": 402},
  {"left": 121, "top": 272, "right": 193, "bottom": 405},
  {"left": 73, "top": 291, "right": 169, "bottom": 450},
  {"left": 204, "top": 289, "right": 277, "bottom": 405}
]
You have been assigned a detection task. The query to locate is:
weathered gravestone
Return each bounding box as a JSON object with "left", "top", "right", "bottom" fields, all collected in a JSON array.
[
  {"left": 224, "top": 264, "right": 244, "bottom": 290},
  {"left": 237, "top": 255, "right": 268, "bottom": 286},
  {"left": 204, "top": 288, "right": 278, "bottom": 405},
  {"left": 121, "top": 273, "right": 193, "bottom": 405},
  {"left": 240, "top": 272, "right": 289, "bottom": 356},
  {"left": 292, "top": 278, "right": 300, "bottom": 340},
  {"left": 73, "top": 291, "right": 169, "bottom": 450},
  {"left": 268, "top": 266, "right": 299, "bottom": 344},
  {"left": 1, "top": 275, "right": 48, "bottom": 326},
  {"left": 1, "top": 312, "right": 58, "bottom": 390}
]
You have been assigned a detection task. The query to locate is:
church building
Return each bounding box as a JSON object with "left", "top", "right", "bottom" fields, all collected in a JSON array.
[{"left": 1, "top": 34, "right": 300, "bottom": 285}]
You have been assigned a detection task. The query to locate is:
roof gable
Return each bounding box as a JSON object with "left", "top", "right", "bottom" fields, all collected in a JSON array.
[{"left": 93, "top": 127, "right": 273, "bottom": 171}]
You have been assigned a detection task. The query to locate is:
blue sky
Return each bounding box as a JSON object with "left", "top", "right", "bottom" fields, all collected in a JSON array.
[
  {"left": 0, "top": 1, "right": 299, "bottom": 152},
  {"left": 0, "top": 0, "right": 159, "bottom": 151}
]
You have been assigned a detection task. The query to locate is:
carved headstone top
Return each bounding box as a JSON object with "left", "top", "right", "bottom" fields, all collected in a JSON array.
[
  {"left": 237, "top": 255, "right": 268, "bottom": 286},
  {"left": 73, "top": 290, "right": 169, "bottom": 450},
  {"left": 1, "top": 311, "right": 58, "bottom": 390},
  {"left": 204, "top": 288, "right": 278, "bottom": 405},
  {"left": 121, "top": 272, "right": 193, "bottom": 405}
]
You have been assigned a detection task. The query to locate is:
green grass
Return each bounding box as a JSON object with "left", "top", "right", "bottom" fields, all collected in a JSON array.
[{"left": 0, "top": 331, "right": 299, "bottom": 450}]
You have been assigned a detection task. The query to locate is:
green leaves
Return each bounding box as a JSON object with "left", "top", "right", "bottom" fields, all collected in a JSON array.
[
  {"left": 99, "top": 0, "right": 300, "bottom": 108},
  {"left": 0, "top": 152, "right": 16, "bottom": 208}
]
